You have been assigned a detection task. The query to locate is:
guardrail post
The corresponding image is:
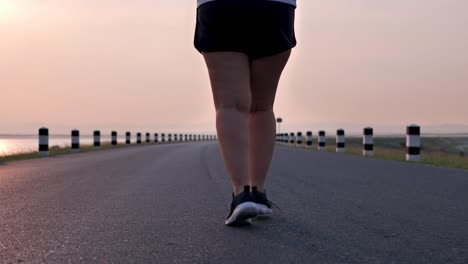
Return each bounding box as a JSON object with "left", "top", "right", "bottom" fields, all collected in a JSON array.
[
  {"left": 168, "top": 133, "right": 172, "bottom": 142},
  {"left": 318, "top": 130, "right": 326, "bottom": 151},
  {"left": 71, "top": 129, "right": 80, "bottom": 153},
  {"left": 363, "top": 127, "right": 374, "bottom": 157},
  {"left": 155, "top": 133, "right": 159, "bottom": 143},
  {"left": 296, "top": 132, "right": 303, "bottom": 148},
  {"left": 162, "top": 133, "right": 166, "bottom": 142},
  {"left": 112, "top": 131, "right": 117, "bottom": 146},
  {"left": 406, "top": 124, "right": 421, "bottom": 161},
  {"left": 94, "top": 130, "right": 101, "bottom": 148},
  {"left": 137, "top": 133, "right": 142, "bottom": 144},
  {"left": 289, "top": 132, "right": 295, "bottom": 147},
  {"left": 146, "top": 132, "right": 150, "bottom": 143},
  {"left": 126, "top": 132, "right": 131, "bottom": 144},
  {"left": 306, "top": 131, "right": 313, "bottom": 149},
  {"left": 38, "top": 127, "right": 49, "bottom": 157},
  {"left": 336, "top": 129, "right": 345, "bottom": 153}
]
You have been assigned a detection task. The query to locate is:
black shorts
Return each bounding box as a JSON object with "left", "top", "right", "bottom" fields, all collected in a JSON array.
[{"left": 194, "top": 0, "right": 297, "bottom": 60}]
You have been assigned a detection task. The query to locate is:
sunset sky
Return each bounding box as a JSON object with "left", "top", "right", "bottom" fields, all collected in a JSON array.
[{"left": 1, "top": 0, "right": 467, "bottom": 135}]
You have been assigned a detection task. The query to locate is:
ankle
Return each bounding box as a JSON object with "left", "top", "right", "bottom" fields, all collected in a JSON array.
[
  {"left": 251, "top": 185, "right": 265, "bottom": 193},
  {"left": 233, "top": 185, "right": 250, "bottom": 196}
]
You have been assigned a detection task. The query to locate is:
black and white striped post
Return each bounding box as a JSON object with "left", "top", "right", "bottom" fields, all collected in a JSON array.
[
  {"left": 406, "top": 124, "right": 421, "bottom": 161},
  {"left": 336, "top": 129, "right": 345, "bottom": 153},
  {"left": 154, "top": 133, "right": 159, "bottom": 143},
  {"left": 71, "top": 129, "right": 80, "bottom": 153},
  {"left": 189, "top": 134, "right": 192, "bottom": 141},
  {"left": 168, "top": 133, "right": 172, "bottom": 142},
  {"left": 126, "top": 132, "right": 131, "bottom": 144},
  {"left": 296, "top": 132, "right": 303, "bottom": 148},
  {"left": 289, "top": 132, "right": 295, "bottom": 147},
  {"left": 38, "top": 127, "right": 49, "bottom": 157},
  {"left": 363, "top": 127, "right": 374, "bottom": 157},
  {"left": 174, "top": 134, "right": 178, "bottom": 142},
  {"left": 137, "top": 133, "right": 142, "bottom": 144},
  {"left": 185, "top": 134, "right": 188, "bottom": 142},
  {"left": 146, "top": 133, "right": 150, "bottom": 143},
  {"left": 180, "top": 134, "right": 183, "bottom": 142},
  {"left": 306, "top": 131, "right": 313, "bottom": 149},
  {"left": 94, "top": 130, "right": 101, "bottom": 148},
  {"left": 112, "top": 131, "right": 117, "bottom": 146},
  {"left": 318, "top": 131, "right": 326, "bottom": 151},
  {"left": 162, "top": 133, "right": 166, "bottom": 142}
]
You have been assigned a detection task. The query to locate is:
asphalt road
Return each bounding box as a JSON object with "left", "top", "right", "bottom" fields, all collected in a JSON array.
[{"left": 0, "top": 142, "right": 467, "bottom": 264}]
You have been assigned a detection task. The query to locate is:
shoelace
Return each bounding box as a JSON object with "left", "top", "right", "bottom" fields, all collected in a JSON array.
[
  {"left": 263, "top": 198, "right": 280, "bottom": 211},
  {"left": 252, "top": 189, "right": 281, "bottom": 211}
]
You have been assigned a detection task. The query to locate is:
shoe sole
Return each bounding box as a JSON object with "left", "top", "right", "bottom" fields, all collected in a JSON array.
[
  {"left": 255, "top": 203, "right": 273, "bottom": 215},
  {"left": 225, "top": 202, "right": 258, "bottom": 226}
]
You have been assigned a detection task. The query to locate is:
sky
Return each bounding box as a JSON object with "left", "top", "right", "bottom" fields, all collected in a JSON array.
[{"left": 1, "top": 0, "right": 467, "bottom": 135}]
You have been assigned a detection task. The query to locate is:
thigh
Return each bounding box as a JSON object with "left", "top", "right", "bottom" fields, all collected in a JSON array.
[
  {"left": 203, "top": 52, "right": 251, "bottom": 111},
  {"left": 250, "top": 49, "right": 291, "bottom": 112}
]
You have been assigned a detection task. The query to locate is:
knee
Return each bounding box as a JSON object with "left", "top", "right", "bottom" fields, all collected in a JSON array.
[
  {"left": 216, "top": 97, "right": 251, "bottom": 114},
  {"left": 249, "top": 101, "right": 274, "bottom": 113}
]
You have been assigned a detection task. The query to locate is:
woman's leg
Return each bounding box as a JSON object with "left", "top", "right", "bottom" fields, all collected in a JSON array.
[
  {"left": 248, "top": 50, "right": 292, "bottom": 192},
  {"left": 203, "top": 52, "right": 252, "bottom": 195}
]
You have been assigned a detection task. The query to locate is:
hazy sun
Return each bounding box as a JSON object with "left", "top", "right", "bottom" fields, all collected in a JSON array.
[{"left": 0, "top": 141, "right": 8, "bottom": 156}]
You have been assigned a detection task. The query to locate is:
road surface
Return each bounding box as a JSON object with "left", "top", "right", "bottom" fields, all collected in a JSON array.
[{"left": 0, "top": 142, "right": 467, "bottom": 263}]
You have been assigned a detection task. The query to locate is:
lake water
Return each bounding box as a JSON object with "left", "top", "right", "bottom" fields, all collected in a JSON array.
[{"left": 0, "top": 134, "right": 127, "bottom": 156}]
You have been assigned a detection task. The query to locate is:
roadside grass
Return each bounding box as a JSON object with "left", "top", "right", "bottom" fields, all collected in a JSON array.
[
  {"left": 324, "top": 145, "right": 468, "bottom": 170},
  {"left": 282, "top": 137, "right": 468, "bottom": 170}
]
